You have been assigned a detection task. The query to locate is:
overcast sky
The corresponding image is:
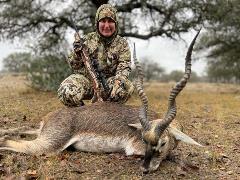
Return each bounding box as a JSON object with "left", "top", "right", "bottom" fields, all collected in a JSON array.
[
  {"left": 129, "top": 31, "right": 206, "bottom": 75},
  {"left": 0, "top": 31, "right": 206, "bottom": 75}
]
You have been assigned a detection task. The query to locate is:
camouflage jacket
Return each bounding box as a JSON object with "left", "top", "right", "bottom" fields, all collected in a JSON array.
[{"left": 67, "top": 32, "right": 131, "bottom": 81}]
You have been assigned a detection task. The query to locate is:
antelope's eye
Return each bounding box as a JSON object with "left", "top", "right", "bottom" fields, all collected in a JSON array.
[{"left": 161, "top": 141, "right": 166, "bottom": 147}]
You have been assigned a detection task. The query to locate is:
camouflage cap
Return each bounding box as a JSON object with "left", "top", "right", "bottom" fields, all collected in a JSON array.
[{"left": 95, "top": 4, "right": 118, "bottom": 23}]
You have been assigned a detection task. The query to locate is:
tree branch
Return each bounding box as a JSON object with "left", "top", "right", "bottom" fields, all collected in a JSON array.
[{"left": 0, "top": 0, "right": 205, "bottom": 53}]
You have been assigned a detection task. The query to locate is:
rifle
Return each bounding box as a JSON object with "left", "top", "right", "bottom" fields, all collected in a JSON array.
[
  {"left": 91, "top": 58, "right": 111, "bottom": 98},
  {"left": 71, "top": 19, "right": 110, "bottom": 102}
]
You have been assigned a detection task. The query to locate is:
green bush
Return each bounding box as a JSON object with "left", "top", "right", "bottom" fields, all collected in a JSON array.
[
  {"left": 27, "top": 55, "right": 71, "bottom": 91},
  {"left": 3, "top": 52, "right": 71, "bottom": 91},
  {"left": 3, "top": 52, "right": 32, "bottom": 73}
]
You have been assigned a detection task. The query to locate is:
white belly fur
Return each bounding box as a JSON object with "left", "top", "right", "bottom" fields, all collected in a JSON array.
[{"left": 65, "top": 133, "right": 135, "bottom": 155}]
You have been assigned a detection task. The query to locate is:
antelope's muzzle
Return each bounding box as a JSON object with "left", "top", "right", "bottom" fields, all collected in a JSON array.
[{"left": 141, "top": 143, "right": 154, "bottom": 173}]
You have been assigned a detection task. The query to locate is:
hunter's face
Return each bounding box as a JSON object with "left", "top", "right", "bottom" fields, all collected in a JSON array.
[{"left": 98, "top": 17, "right": 116, "bottom": 37}]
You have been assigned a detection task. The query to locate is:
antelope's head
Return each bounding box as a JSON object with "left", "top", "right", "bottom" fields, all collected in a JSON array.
[{"left": 132, "top": 29, "right": 202, "bottom": 173}]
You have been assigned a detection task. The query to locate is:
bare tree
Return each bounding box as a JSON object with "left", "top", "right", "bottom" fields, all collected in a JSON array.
[{"left": 0, "top": 0, "right": 204, "bottom": 53}]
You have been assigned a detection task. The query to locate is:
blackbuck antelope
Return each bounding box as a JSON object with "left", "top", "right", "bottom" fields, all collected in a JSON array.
[{"left": 0, "top": 30, "right": 202, "bottom": 173}]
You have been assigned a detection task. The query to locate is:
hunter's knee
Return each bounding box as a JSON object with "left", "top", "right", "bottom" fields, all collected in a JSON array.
[{"left": 58, "top": 83, "right": 84, "bottom": 107}]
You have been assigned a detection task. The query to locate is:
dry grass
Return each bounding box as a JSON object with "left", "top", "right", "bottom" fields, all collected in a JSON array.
[{"left": 0, "top": 74, "right": 240, "bottom": 179}]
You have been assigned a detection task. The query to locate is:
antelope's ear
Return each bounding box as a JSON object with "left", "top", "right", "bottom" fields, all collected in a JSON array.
[
  {"left": 168, "top": 127, "right": 203, "bottom": 147},
  {"left": 128, "top": 119, "right": 162, "bottom": 130},
  {"left": 128, "top": 123, "right": 142, "bottom": 130}
]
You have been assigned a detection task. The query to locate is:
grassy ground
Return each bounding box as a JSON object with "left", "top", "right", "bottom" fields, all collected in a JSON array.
[{"left": 0, "top": 74, "right": 239, "bottom": 179}]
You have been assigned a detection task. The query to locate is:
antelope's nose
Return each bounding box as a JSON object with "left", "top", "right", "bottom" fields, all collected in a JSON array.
[
  {"left": 140, "top": 165, "right": 149, "bottom": 174},
  {"left": 141, "top": 143, "right": 154, "bottom": 173}
]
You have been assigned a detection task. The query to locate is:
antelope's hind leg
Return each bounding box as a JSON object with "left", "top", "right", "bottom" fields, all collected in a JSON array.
[
  {"left": 0, "top": 121, "right": 44, "bottom": 137},
  {"left": 0, "top": 135, "right": 13, "bottom": 151},
  {"left": 0, "top": 123, "right": 49, "bottom": 154},
  {"left": 0, "top": 121, "right": 74, "bottom": 154},
  {"left": 0, "top": 135, "right": 54, "bottom": 154},
  {"left": 0, "top": 126, "right": 39, "bottom": 137}
]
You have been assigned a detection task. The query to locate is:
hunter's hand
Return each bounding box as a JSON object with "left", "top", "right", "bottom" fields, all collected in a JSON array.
[
  {"left": 73, "top": 32, "right": 84, "bottom": 53},
  {"left": 110, "top": 78, "right": 126, "bottom": 101},
  {"left": 73, "top": 41, "right": 83, "bottom": 53}
]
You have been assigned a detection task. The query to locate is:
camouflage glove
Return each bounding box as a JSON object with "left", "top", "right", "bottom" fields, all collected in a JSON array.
[
  {"left": 109, "top": 77, "right": 127, "bottom": 102},
  {"left": 73, "top": 33, "right": 84, "bottom": 54},
  {"left": 73, "top": 41, "right": 83, "bottom": 54}
]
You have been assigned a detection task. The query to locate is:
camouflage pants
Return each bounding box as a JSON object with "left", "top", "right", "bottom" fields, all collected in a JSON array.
[{"left": 58, "top": 74, "right": 134, "bottom": 106}]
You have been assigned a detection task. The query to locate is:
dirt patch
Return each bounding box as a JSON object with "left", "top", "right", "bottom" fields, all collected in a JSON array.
[{"left": 0, "top": 75, "right": 240, "bottom": 179}]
